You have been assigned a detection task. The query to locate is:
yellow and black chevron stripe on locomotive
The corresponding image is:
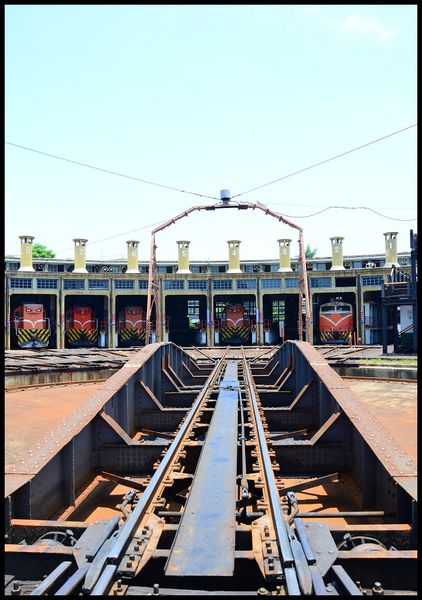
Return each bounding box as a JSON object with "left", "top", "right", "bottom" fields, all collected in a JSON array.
[
  {"left": 221, "top": 326, "right": 250, "bottom": 343},
  {"left": 119, "top": 328, "right": 146, "bottom": 344},
  {"left": 66, "top": 328, "right": 98, "bottom": 345},
  {"left": 17, "top": 328, "right": 50, "bottom": 348},
  {"left": 320, "top": 330, "right": 350, "bottom": 343}
]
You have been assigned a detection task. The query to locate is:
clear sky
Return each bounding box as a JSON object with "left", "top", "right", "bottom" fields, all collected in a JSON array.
[{"left": 5, "top": 4, "right": 417, "bottom": 263}]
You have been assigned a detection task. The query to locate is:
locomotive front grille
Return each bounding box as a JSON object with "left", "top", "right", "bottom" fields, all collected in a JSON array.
[
  {"left": 320, "top": 330, "right": 350, "bottom": 342},
  {"left": 119, "top": 328, "right": 146, "bottom": 341},
  {"left": 66, "top": 328, "right": 98, "bottom": 343},
  {"left": 221, "top": 326, "right": 250, "bottom": 342},
  {"left": 17, "top": 328, "right": 50, "bottom": 347}
]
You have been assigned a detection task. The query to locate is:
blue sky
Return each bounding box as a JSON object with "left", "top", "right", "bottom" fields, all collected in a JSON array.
[{"left": 5, "top": 5, "right": 417, "bottom": 262}]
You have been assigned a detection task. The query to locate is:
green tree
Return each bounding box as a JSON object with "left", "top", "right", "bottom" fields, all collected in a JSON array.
[
  {"left": 32, "top": 243, "right": 56, "bottom": 258},
  {"left": 305, "top": 243, "right": 317, "bottom": 259}
]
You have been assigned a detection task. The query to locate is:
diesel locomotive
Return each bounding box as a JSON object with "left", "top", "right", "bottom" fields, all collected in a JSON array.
[
  {"left": 319, "top": 301, "right": 353, "bottom": 344},
  {"left": 65, "top": 305, "right": 98, "bottom": 348},
  {"left": 219, "top": 303, "right": 251, "bottom": 345},
  {"left": 117, "top": 306, "right": 146, "bottom": 346},
  {"left": 13, "top": 303, "right": 51, "bottom": 348}
]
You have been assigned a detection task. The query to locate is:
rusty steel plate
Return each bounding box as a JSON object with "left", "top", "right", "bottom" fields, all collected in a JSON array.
[
  {"left": 292, "top": 342, "right": 418, "bottom": 483},
  {"left": 5, "top": 344, "right": 164, "bottom": 480}
]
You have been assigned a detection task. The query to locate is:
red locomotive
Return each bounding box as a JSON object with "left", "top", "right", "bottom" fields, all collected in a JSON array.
[
  {"left": 117, "top": 306, "right": 146, "bottom": 346},
  {"left": 65, "top": 305, "right": 98, "bottom": 347},
  {"left": 13, "top": 303, "right": 51, "bottom": 348},
  {"left": 319, "top": 301, "right": 353, "bottom": 344},
  {"left": 220, "top": 303, "right": 250, "bottom": 344}
]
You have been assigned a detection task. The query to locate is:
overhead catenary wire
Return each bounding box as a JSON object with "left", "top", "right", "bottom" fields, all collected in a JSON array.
[
  {"left": 231, "top": 124, "right": 417, "bottom": 198},
  {"left": 55, "top": 218, "right": 166, "bottom": 253},
  {"left": 6, "top": 123, "right": 416, "bottom": 204},
  {"left": 6, "top": 124, "right": 416, "bottom": 250},
  {"left": 5, "top": 142, "right": 219, "bottom": 201},
  {"left": 71, "top": 203, "right": 415, "bottom": 254},
  {"left": 55, "top": 203, "right": 417, "bottom": 253},
  {"left": 272, "top": 205, "right": 416, "bottom": 222},
  {"left": 265, "top": 202, "right": 415, "bottom": 210}
]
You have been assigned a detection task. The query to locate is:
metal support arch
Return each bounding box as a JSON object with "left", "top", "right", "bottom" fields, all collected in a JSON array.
[{"left": 145, "top": 200, "right": 312, "bottom": 344}]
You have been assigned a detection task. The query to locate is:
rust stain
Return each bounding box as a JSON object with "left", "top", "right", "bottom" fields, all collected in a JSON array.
[
  {"left": 345, "top": 379, "right": 417, "bottom": 463},
  {"left": 291, "top": 342, "right": 417, "bottom": 478},
  {"left": 5, "top": 345, "right": 165, "bottom": 479},
  {"left": 5, "top": 382, "right": 102, "bottom": 473}
]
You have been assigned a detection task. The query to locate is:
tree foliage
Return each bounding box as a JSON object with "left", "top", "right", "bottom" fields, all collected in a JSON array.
[
  {"left": 305, "top": 243, "right": 317, "bottom": 259},
  {"left": 32, "top": 243, "right": 56, "bottom": 258}
]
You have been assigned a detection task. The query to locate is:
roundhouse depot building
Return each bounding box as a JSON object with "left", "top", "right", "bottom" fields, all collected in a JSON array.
[{"left": 5, "top": 232, "right": 412, "bottom": 350}]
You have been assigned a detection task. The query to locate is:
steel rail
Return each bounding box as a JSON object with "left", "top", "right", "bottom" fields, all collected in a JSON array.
[
  {"left": 29, "top": 561, "right": 73, "bottom": 595},
  {"left": 249, "top": 346, "right": 278, "bottom": 363},
  {"left": 191, "top": 346, "right": 218, "bottom": 363},
  {"left": 78, "top": 350, "right": 230, "bottom": 594},
  {"left": 164, "top": 360, "right": 240, "bottom": 576},
  {"left": 242, "top": 354, "right": 300, "bottom": 594},
  {"left": 103, "top": 348, "right": 230, "bottom": 564},
  {"left": 54, "top": 565, "right": 90, "bottom": 595},
  {"left": 238, "top": 388, "right": 249, "bottom": 499},
  {"left": 90, "top": 565, "right": 117, "bottom": 596}
]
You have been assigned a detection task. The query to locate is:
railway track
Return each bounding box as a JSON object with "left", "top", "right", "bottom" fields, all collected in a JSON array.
[{"left": 5, "top": 343, "right": 417, "bottom": 595}]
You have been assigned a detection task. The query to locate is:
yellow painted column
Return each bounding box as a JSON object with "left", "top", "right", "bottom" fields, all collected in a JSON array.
[
  {"left": 330, "top": 236, "right": 345, "bottom": 271},
  {"left": 55, "top": 292, "right": 61, "bottom": 349},
  {"left": 277, "top": 239, "right": 293, "bottom": 272},
  {"left": 257, "top": 290, "right": 264, "bottom": 345},
  {"left": 6, "top": 287, "right": 11, "bottom": 349},
  {"left": 60, "top": 291, "right": 66, "bottom": 348},
  {"left": 18, "top": 235, "right": 35, "bottom": 272},
  {"left": 210, "top": 292, "right": 216, "bottom": 346},
  {"left": 176, "top": 241, "right": 191, "bottom": 274},
  {"left": 358, "top": 287, "right": 364, "bottom": 345},
  {"left": 310, "top": 291, "right": 315, "bottom": 344},
  {"left": 126, "top": 240, "right": 140, "bottom": 273},
  {"left": 383, "top": 232, "right": 399, "bottom": 268},
  {"left": 207, "top": 281, "right": 213, "bottom": 346},
  {"left": 227, "top": 240, "right": 242, "bottom": 273},
  {"left": 109, "top": 292, "right": 116, "bottom": 348},
  {"left": 72, "top": 238, "right": 88, "bottom": 273},
  {"left": 159, "top": 278, "right": 165, "bottom": 343}
]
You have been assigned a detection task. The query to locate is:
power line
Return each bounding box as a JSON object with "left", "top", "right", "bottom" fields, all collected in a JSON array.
[
  {"left": 6, "top": 124, "right": 417, "bottom": 204},
  {"left": 55, "top": 218, "right": 165, "bottom": 253},
  {"left": 6, "top": 124, "right": 417, "bottom": 238},
  {"left": 265, "top": 202, "right": 415, "bottom": 210},
  {"left": 5, "top": 142, "right": 219, "bottom": 201},
  {"left": 232, "top": 124, "right": 417, "bottom": 198},
  {"left": 276, "top": 205, "right": 416, "bottom": 221},
  {"left": 63, "top": 204, "right": 415, "bottom": 252}
]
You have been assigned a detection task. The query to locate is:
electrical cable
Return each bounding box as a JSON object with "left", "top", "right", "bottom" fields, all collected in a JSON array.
[
  {"left": 6, "top": 124, "right": 416, "bottom": 204},
  {"left": 265, "top": 202, "right": 415, "bottom": 210},
  {"left": 5, "top": 142, "right": 219, "bottom": 201},
  {"left": 56, "top": 203, "right": 415, "bottom": 253},
  {"left": 55, "top": 218, "right": 166, "bottom": 253},
  {"left": 232, "top": 124, "right": 417, "bottom": 198},
  {"left": 274, "top": 205, "right": 416, "bottom": 221},
  {"left": 6, "top": 124, "right": 416, "bottom": 250}
]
